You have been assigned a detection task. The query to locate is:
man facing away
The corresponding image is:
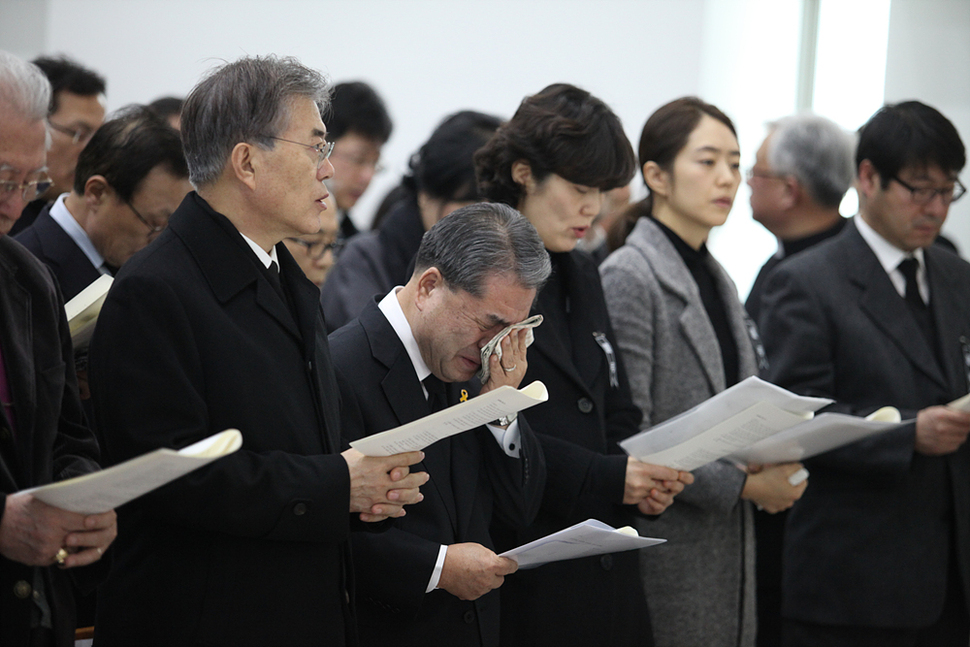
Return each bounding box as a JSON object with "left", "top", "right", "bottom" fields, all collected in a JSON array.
[
  {"left": 0, "top": 49, "right": 116, "bottom": 647},
  {"left": 89, "top": 55, "right": 427, "bottom": 647},
  {"left": 745, "top": 113, "right": 855, "bottom": 323},
  {"left": 329, "top": 203, "right": 549, "bottom": 646},
  {"left": 16, "top": 105, "right": 191, "bottom": 300},
  {"left": 743, "top": 112, "right": 856, "bottom": 647},
  {"left": 760, "top": 100, "right": 970, "bottom": 647}
]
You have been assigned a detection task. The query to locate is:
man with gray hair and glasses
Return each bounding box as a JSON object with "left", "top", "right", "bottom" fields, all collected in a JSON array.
[
  {"left": 329, "top": 203, "right": 548, "bottom": 647},
  {"left": 89, "top": 55, "right": 427, "bottom": 646},
  {"left": 0, "top": 50, "right": 116, "bottom": 647},
  {"left": 745, "top": 113, "right": 856, "bottom": 323}
]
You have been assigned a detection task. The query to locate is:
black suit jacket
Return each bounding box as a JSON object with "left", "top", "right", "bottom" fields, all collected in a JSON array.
[
  {"left": 14, "top": 204, "right": 102, "bottom": 301},
  {"left": 760, "top": 219, "right": 970, "bottom": 627},
  {"left": 493, "top": 250, "right": 653, "bottom": 647},
  {"left": 0, "top": 235, "right": 101, "bottom": 647},
  {"left": 89, "top": 193, "right": 357, "bottom": 647},
  {"left": 329, "top": 299, "right": 545, "bottom": 647}
]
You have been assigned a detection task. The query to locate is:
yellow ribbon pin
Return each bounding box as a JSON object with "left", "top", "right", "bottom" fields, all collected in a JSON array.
[{"left": 460, "top": 389, "right": 469, "bottom": 402}]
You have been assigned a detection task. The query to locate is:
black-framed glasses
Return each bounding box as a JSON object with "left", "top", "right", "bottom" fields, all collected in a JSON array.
[
  {"left": 126, "top": 201, "right": 165, "bottom": 236},
  {"left": 266, "top": 136, "right": 335, "bottom": 167},
  {"left": 891, "top": 175, "right": 966, "bottom": 206},
  {"left": 48, "top": 120, "right": 96, "bottom": 146},
  {"left": 0, "top": 175, "right": 52, "bottom": 202},
  {"left": 286, "top": 237, "right": 341, "bottom": 259}
]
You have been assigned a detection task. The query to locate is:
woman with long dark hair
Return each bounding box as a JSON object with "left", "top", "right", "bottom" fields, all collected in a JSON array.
[{"left": 600, "top": 97, "right": 807, "bottom": 646}]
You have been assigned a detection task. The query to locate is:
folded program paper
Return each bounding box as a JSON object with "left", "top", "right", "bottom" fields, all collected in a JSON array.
[
  {"left": 500, "top": 519, "right": 665, "bottom": 569},
  {"left": 24, "top": 429, "right": 243, "bottom": 514},
  {"left": 350, "top": 381, "right": 548, "bottom": 456}
]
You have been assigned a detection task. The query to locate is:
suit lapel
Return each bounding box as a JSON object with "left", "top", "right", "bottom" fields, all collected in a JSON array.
[
  {"left": 926, "top": 248, "right": 969, "bottom": 397},
  {"left": 531, "top": 263, "right": 590, "bottom": 394},
  {"left": 173, "top": 194, "right": 301, "bottom": 341},
  {"left": 632, "top": 218, "right": 724, "bottom": 393},
  {"left": 845, "top": 225, "right": 947, "bottom": 389},
  {"left": 360, "top": 303, "right": 459, "bottom": 534}
]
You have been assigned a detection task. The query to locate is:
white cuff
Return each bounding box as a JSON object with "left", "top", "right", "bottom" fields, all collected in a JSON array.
[
  {"left": 427, "top": 544, "right": 448, "bottom": 592},
  {"left": 486, "top": 420, "right": 521, "bottom": 458}
]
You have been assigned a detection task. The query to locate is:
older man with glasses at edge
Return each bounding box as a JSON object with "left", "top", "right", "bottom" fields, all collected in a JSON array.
[
  {"left": 0, "top": 50, "right": 117, "bottom": 647},
  {"left": 88, "top": 55, "right": 428, "bottom": 647},
  {"left": 10, "top": 55, "right": 106, "bottom": 236}
]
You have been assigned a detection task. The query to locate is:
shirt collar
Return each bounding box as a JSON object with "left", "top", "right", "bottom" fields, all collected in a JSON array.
[
  {"left": 49, "top": 193, "right": 106, "bottom": 271},
  {"left": 855, "top": 213, "right": 925, "bottom": 273},
  {"left": 378, "top": 287, "right": 432, "bottom": 383},
  {"left": 238, "top": 233, "right": 280, "bottom": 270}
]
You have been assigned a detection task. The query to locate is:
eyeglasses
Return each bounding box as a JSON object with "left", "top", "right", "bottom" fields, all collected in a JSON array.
[
  {"left": 331, "top": 150, "right": 385, "bottom": 174},
  {"left": 48, "top": 120, "right": 96, "bottom": 146},
  {"left": 126, "top": 201, "right": 165, "bottom": 236},
  {"left": 266, "top": 136, "right": 335, "bottom": 168},
  {"left": 745, "top": 168, "right": 785, "bottom": 182},
  {"left": 891, "top": 175, "right": 966, "bottom": 206},
  {"left": 286, "top": 237, "right": 341, "bottom": 259},
  {"left": 0, "top": 175, "right": 52, "bottom": 202}
]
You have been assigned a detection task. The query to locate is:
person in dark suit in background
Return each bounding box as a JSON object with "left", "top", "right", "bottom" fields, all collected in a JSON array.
[
  {"left": 330, "top": 202, "right": 548, "bottom": 647},
  {"left": 321, "top": 110, "right": 501, "bottom": 332},
  {"left": 89, "top": 55, "right": 427, "bottom": 647},
  {"left": 743, "top": 112, "right": 856, "bottom": 647},
  {"left": 16, "top": 105, "right": 191, "bottom": 300},
  {"left": 475, "top": 83, "right": 692, "bottom": 647},
  {"left": 10, "top": 55, "right": 106, "bottom": 237},
  {"left": 760, "top": 100, "right": 970, "bottom": 647},
  {"left": 745, "top": 113, "right": 855, "bottom": 323},
  {"left": 0, "top": 49, "right": 116, "bottom": 647},
  {"left": 326, "top": 81, "right": 393, "bottom": 244}
]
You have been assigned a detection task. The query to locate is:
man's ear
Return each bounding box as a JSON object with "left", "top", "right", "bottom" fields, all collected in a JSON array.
[
  {"left": 230, "top": 142, "right": 258, "bottom": 190},
  {"left": 856, "top": 159, "right": 879, "bottom": 199},
  {"left": 642, "top": 161, "right": 669, "bottom": 197},
  {"left": 83, "top": 175, "right": 111, "bottom": 207},
  {"left": 413, "top": 267, "right": 443, "bottom": 312},
  {"left": 780, "top": 176, "right": 800, "bottom": 210}
]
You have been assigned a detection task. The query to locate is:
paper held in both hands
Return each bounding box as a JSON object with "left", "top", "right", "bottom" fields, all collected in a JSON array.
[
  {"left": 619, "top": 376, "right": 911, "bottom": 471},
  {"left": 21, "top": 429, "right": 243, "bottom": 515},
  {"left": 499, "top": 519, "right": 665, "bottom": 570},
  {"left": 350, "top": 381, "right": 548, "bottom": 456}
]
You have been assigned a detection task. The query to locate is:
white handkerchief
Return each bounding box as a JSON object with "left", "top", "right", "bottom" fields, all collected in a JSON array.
[{"left": 477, "top": 315, "right": 543, "bottom": 383}]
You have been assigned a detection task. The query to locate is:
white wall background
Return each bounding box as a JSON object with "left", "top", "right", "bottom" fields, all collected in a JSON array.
[{"left": 1, "top": 0, "right": 968, "bottom": 297}]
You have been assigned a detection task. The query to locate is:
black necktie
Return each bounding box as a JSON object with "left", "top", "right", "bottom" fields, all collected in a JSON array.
[
  {"left": 898, "top": 257, "right": 935, "bottom": 349},
  {"left": 423, "top": 374, "right": 448, "bottom": 414}
]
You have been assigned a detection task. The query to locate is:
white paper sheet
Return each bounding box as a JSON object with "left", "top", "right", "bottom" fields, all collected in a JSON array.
[
  {"left": 65, "top": 274, "right": 113, "bottom": 349},
  {"left": 350, "top": 381, "right": 548, "bottom": 456},
  {"left": 500, "top": 519, "right": 665, "bottom": 570},
  {"left": 619, "top": 376, "right": 833, "bottom": 471},
  {"left": 729, "top": 406, "right": 906, "bottom": 464},
  {"left": 23, "top": 429, "right": 242, "bottom": 514}
]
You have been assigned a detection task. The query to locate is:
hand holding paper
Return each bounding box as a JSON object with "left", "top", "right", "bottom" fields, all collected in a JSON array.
[{"left": 500, "top": 519, "right": 665, "bottom": 570}]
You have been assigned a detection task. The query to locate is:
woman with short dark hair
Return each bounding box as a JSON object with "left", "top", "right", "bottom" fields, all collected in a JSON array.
[{"left": 477, "top": 83, "right": 691, "bottom": 647}]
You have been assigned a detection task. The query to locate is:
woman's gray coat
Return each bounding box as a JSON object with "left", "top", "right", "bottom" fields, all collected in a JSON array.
[{"left": 600, "top": 216, "right": 760, "bottom": 647}]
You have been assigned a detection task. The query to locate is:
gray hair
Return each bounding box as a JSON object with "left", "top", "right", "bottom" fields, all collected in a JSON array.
[
  {"left": 180, "top": 55, "right": 331, "bottom": 187},
  {"left": 0, "top": 50, "right": 51, "bottom": 122},
  {"left": 767, "top": 113, "right": 856, "bottom": 208},
  {"left": 414, "top": 202, "right": 551, "bottom": 297}
]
